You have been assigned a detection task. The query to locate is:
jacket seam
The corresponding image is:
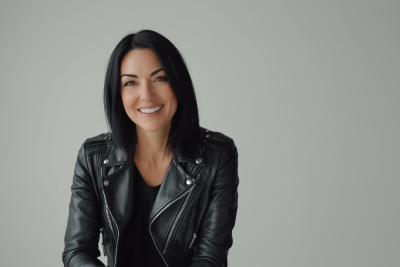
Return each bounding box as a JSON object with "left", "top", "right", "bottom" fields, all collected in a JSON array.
[{"left": 213, "top": 138, "right": 233, "bottom": 186}]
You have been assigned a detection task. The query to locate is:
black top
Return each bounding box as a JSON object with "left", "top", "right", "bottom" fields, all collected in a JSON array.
[{"left": 132, "top": 165, "right": 166, "bottom": 266}]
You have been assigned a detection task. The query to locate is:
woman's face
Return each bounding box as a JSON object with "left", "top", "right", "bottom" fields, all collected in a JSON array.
[{"left": 120, "top": 48, "right": 178, "bottom": 133}]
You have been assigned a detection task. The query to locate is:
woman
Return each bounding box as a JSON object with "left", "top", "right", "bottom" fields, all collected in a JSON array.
[{"left": 62, "top": 30, "right": 239, "bottom": 267}]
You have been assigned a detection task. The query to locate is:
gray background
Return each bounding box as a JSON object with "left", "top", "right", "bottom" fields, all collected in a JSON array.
[{"left": 1, "top": 1, "right": 399, "bottom": 266}]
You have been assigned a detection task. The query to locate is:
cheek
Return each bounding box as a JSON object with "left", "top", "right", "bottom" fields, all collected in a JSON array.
[{"left": 121, "top": 91, "right": 138, "bottom": 108}]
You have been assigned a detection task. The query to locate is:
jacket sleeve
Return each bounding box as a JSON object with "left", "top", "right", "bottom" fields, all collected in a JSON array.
[
  {"left": 62, "top": 143, "right": 106, "bottom": 267},
  {"left": 190, "top": 139, "right": 239, "bottom": 267}
]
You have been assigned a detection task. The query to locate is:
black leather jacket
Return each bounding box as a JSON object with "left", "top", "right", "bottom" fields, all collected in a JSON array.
[{"left": 62, "top": 127, "right": 239, "bottom": 267}]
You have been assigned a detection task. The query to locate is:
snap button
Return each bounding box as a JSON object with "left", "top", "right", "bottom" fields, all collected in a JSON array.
[
  {"left": 186, "top": 178, "right": 194, "bottom": 185},
  {"left": 206, "top": 134, "right": 210, "bottom": 138},
  {"left": 104, "top": 159, "right": 109, "bottom": 164},
  {"left": 104, "top": 180, "right": 109, "bottom": 186},
  {"left": 196, "top": 158, "right": 202, "bottom": 164}
]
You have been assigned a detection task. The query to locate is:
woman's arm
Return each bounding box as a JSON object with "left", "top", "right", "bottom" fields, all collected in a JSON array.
[
  {"left": 62, "top": 143, "right": 106, "bottom": 267},
  {"left": 190, "top": 139, "right": 239, "bottom": 267}
]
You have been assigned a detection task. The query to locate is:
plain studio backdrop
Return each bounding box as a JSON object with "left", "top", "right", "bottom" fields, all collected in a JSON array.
[{"left": 0, "top": 1, "right": 399, "bottom": 266}]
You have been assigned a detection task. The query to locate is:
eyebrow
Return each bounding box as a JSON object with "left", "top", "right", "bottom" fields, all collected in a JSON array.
[{"left": 120, "top": 68, "right": 164, "bottom": 79}]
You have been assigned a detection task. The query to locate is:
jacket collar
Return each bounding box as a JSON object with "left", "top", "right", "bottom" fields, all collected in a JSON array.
[{"left": 98, "top": 128, "right": 207, "bottom": 167}]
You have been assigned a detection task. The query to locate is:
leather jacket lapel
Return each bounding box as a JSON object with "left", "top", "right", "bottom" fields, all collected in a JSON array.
[
  {"left": 99, "top": 141, "right": 130, "bottom": 167},
  {"left": 149, "top": 158, "right": 199, "bottom": 223},
  {"left": 101, "top": 160, "right": 135, "bottom": 231}
]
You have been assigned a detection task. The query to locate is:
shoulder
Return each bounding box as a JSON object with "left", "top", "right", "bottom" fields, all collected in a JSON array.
[
  {"left": 199, "top": 126, "right": 236, "bottom": 154},
  {"left": 200, "top": 127, "right": 238, "bottom": 184},
  {"left": 81, "top": 132, "right": 111, "bottom": 156}
]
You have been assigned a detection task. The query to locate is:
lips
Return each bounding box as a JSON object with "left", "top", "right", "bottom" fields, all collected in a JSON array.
[{"left": 138, "top": 105, "right": 163, "bottom": 114}]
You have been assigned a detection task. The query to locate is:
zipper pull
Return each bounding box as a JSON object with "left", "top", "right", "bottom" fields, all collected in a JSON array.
[{"left": 188, "top": 233, "right": 197, "bottom": 249}]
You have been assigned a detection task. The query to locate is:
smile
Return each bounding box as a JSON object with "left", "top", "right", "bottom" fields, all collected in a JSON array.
[{"left": 138, "top": 105, "right": 163, "bottom": 114}]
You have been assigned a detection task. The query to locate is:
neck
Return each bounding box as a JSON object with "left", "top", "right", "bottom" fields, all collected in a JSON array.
[{"left": 134, "top": 121, "right": 172, "bottom": 164}]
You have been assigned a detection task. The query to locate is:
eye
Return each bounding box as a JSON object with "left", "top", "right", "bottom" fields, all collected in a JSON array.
[
  {"left": 154, "top": 76, "right": 168, "bottom": 82},
  {"left": 123, "top": 80, "right": 137, "bottom": 86}
]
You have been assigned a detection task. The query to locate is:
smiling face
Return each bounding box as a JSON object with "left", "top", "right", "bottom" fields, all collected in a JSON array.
[{"left": 120, "top": 48, "right": 178, "bottom": 133}]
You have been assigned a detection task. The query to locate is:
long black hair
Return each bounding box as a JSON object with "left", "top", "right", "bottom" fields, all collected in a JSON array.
[{"left": 103, "top": 30, "right": 200, "bottom": 156}]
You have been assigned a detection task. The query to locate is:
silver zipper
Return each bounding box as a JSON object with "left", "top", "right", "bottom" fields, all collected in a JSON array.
[
  {"left": 149, "top": 184, "right": 197, "bottom": 267},
  {"left": 101, "top": 190, "right": 116, "bottom": 241},
  {"left": 163, "top": 185, "right": 196, "bottom": 255},
  {"left": 188, "top": 233, "right": 197, "bottom": 249},
  {"left": 102, "top": 187, "right": 119, "bottom": 267},
  {"left": 109, "top": 209, "right": 119, "bottom": 267}
]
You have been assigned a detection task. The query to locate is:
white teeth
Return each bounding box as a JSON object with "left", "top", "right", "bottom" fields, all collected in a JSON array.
[{"left": 139, "top": 105, "right": 163, "bottom": 113}]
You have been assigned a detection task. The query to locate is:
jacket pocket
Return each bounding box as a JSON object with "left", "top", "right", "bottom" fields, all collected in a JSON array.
[{"left": 185, "top": 207, "right": 197, "bottom": 247}]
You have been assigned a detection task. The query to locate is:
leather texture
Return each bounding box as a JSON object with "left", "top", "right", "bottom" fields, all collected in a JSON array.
[{"left": 62, "top": 127, "right": 239, "bottom": 267}]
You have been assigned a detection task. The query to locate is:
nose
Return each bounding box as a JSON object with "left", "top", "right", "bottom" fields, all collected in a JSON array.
[{"left": 140, "top": 82, "right": 155, "bottom": 102}]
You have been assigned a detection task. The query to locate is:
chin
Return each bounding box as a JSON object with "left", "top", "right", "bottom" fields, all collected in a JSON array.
[
  {"left": 136, "top": 122, "right": 169, "bottom": 133},
  {"left": 141, "top": 126, "right": 162, "bottom": 132}
]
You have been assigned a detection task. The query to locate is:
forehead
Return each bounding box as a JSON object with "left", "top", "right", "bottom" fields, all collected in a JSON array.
[{"left": 120, "top": 48, "right": 162, "bottom": 74}]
